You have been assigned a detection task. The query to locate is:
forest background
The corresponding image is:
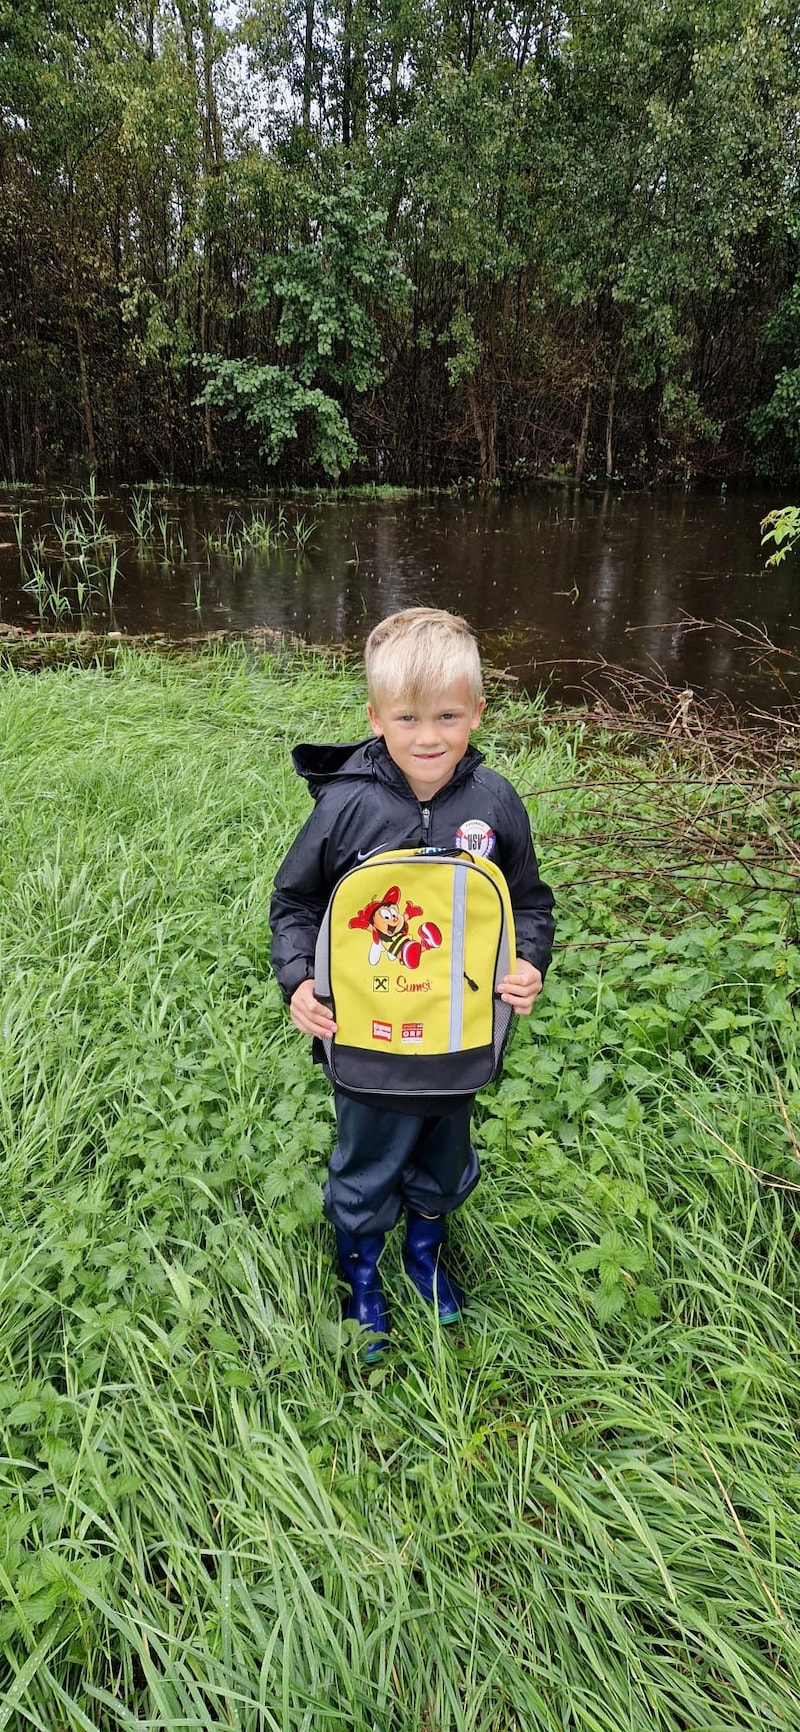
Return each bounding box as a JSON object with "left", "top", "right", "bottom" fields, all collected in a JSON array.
[{"left": 2, "top": 0, "right": 800, "bottom": 490}]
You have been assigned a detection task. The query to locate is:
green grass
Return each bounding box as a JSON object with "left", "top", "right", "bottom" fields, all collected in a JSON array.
[{"left": 1, "top": 648, "right": 799, "bottom": 1729}]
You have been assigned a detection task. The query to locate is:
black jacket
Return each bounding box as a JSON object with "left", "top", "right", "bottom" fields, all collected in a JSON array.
[{"left": 270, "top": 736, "right": 555, "bottom": 1006}]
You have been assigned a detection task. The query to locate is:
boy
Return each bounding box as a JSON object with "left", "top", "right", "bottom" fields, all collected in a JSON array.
[{"left": 269, "top": 608, "right": 554, "bottom": 1355}]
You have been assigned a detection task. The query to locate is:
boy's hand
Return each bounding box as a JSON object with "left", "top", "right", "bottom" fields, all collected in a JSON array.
[
  {"left": 499, "top": 958, "right": 543, "bottom": 1016},
  {"left": 290, "top": 979, "right": 338, "bottom": 1038}
]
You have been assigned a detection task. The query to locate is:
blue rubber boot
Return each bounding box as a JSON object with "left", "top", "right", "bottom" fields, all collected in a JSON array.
[
  {"left": 403, "top": 1212, "right": 463, "bottom": 1324},
  {"left": 335, "top": 1231, "right": 389, "bottom": 1361}
]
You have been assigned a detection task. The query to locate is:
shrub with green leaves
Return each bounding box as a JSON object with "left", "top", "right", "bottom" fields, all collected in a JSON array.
[
  {"left": 197, "top": 178, "right": 410, "bottom": 478},
  {"left": 0, "top": 649, "right": 799, "bottom": 1729}
]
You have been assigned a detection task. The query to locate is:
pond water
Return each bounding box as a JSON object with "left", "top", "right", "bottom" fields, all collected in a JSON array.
[{"left": 0, "top": 484, "right": 797, "bottom": 709}]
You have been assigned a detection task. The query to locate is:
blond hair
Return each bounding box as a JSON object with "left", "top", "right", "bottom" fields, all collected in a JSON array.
[{"left": 364, "top": 608, "right": 483, "bottom": 710}]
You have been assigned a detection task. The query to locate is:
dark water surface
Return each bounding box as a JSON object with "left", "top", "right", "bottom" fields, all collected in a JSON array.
[{"left": 1, "top": 484, "right": 796, "bottom": 708}]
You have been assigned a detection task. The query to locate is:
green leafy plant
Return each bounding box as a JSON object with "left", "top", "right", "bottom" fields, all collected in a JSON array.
[
  {"left": 129, "top": 485, "right": 155, "bottom": 544},
  {"left": 291, "top": 512, "right": 317, "bottom": 550},
  {"left": 21, "top": 555, "right": 49, "bottom": 622},
  {"left": 197, "top": 177, "right": 410, "bottom": 477},
  {"left": 572, "top": 1227, "right": 660, "bottom": 1323},
  {"left": 239, "top": 507, "right": 285, "bottom": 551},
  {"left": 12, "top": 509, "right": 25, "bottom": 563},
  {"left": 761, "top": 505, "right": 800, "bottom": 566}
]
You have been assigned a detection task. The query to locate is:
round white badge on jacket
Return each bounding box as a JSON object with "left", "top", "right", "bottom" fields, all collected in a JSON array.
[{"left": 454, "top": 819, "right": 495, "bottom": 857}]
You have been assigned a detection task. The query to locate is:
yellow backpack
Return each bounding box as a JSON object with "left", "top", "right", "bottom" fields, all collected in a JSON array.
[{"left": 313, "top": 848, "right": 516, "bottom": 1095}]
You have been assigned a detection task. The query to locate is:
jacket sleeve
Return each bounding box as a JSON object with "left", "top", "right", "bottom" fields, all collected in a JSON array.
[
  {"left": 269, "top": 805, "right": 335, "bottom": 1004},
  {"left": 498, "top": 786, "right": 555, "bottom": 979}
]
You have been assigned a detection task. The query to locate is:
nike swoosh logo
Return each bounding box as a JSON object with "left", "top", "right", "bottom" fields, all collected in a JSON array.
[{"left": 357, "top": 846, "right": 384, "bottom": 860}]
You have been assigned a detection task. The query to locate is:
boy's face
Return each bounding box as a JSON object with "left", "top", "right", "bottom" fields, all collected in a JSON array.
[{"left": 367, "top": 677, "right": 485, "bottom": 802}]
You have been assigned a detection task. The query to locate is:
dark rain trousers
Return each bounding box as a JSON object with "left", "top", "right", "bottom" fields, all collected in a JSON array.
[{"left": 323, "top": 1091, "right": 480, "bottom": 1238}]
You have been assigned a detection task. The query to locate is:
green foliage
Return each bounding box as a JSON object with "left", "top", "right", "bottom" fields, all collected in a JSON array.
[
  {"left": 750, "top": 284, "right": 800, "bottom": 476},
  {"left": 252, "top": 180, "right": 408, "bottom": 390},
  {"left": 761, "top": 505, "right": 800, "bottom": 566},
  {"left": 198, "top": 177, "right": 410, "bottom": 476},
  {"left": 3, "top": 0, "right": 800, "bottom": 482},
  {"left": 753, "top": 370, "right": 800, "bottom": 473},
  {"left": 198, "top": 358, "right": 359, "bottom": 474}
]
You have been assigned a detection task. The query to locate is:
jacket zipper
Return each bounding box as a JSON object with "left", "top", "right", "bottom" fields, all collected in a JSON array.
[{"left": 420, "top": 805, "right": 431, "bottom": 843}]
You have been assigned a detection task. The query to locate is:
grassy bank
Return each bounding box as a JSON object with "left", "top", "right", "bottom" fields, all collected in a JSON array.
[{"left": 1, "top": 648, "right": 799, "bottom": 1731}]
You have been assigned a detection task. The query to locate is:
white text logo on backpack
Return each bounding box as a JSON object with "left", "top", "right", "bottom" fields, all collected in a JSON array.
[{"left": 454, "top": 819, "right": 495, "bottom": 858}]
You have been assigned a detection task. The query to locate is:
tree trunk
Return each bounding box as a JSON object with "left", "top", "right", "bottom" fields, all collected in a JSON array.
[
  {"left": 605, "top": 346, "right": 622, "bottom": 480},
  {"left": 197, "top": 0, "right": 224, "bottom": 168},
  {"left": 534, "top": 0, "right": 554, "bottom": 69},
  {"left": 575, "top": 383, "right": 592, "bottom": 482},
  {"left": 74, "top": 319, "right": 98, "bottom": 471},
  {"left": 3, "top": 390, "right": 16, "bottom": 481},
  {"left": 467, "top": 378, "right": 497, "bottom": 481},
  {"left": 176, "top": 0, "right": 221, "bottom": 463},
  {"left": 465, "top": 0, "right": 476, "bottom": 70},
  {"left": 341, "top": 0, "right": 366, "bottom": 146},
  {"left": 341, "top": 0, "right": 352, "bottom": 146},
  {"left": 303, "top": 0, "right": 314, "bottom": 131}
]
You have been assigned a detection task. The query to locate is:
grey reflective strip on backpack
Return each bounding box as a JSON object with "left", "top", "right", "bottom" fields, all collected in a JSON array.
[
  {"left": 448, "top": 862, "right": 467, "bottom": 1052},
  {"left": 493, "top": 911, "right": 513, "bottom": 1065}
]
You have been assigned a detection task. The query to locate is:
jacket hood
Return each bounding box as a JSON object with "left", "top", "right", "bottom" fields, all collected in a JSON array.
[
  {"left": 291, "top": 739, "right": 375, "bottom": 799},
  {"left": 292, "top": 736, "right": 484, "bottom": 803}
]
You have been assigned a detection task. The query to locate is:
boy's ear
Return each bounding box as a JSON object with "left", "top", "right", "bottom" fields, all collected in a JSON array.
[
  {"left": 366, "top": 703, "right": 384, "bottom": 738},
  {"left": 471, "top": 697, "right": 486, "bottom": 729}
]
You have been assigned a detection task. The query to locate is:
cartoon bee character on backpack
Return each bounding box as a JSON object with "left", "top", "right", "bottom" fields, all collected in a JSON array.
[{"left": 348, "top": 885, "right": 442, "bottom": 970}]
